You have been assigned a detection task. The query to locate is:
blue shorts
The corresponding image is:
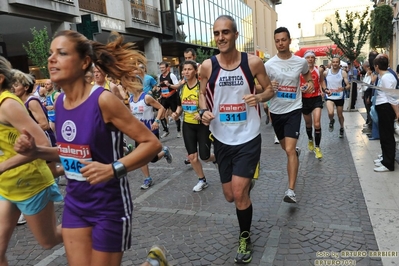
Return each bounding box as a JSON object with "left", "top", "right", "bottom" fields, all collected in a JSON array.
[{"left": 0, "top": 183, "right": 63, "bottom": 215}]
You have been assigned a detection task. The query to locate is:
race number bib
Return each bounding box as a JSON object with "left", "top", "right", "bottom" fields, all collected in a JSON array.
[
  {"left": 131, "top": 105, "right": 144, "bottom": 120},
  {"left": 219, "top": 103, "right": 247, "bottom": 125},
  {"left": 161, "top": 87, "right": 169, "bottom": 96},
  {"left": 182, "top": 100, "right": 197, "bottom": 113},
  {"left": 328, "top": 89, "right": 343, "bottom": 100},
  {"left": 277, "top": 85, "right": 297, "bottom": 101},
  {"left": 58, "top": 143, "right": 92, "bottom": 181}
]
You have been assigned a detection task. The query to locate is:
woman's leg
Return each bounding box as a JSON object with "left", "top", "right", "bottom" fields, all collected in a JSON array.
[
  {"left": 0, "top": 201, "right": 19, "bottom": 266},
  {"left": 63, "top": 227, "right": 124, "bottom": 266},
  {"left": 25, "top": 201, "right": 62, "bottom": 249}
]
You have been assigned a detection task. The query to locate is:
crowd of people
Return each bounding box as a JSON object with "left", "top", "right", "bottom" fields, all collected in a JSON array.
[{"left": 0, "top": 13, "right": 398, "bottom": 266}]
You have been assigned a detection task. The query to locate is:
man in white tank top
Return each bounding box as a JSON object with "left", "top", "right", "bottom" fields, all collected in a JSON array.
[
  {"left": 323, "top": 57, "right": 350, "bottom": 138},
  {"left": 199, "top": 15, "right": 274, "bottom": 264},
  {"left": 264, "top": 27, "right": 313, "bottom": 205}
]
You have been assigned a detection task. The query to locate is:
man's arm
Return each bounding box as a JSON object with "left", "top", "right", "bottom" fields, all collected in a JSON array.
[
  {"left": 248, "top": 55, "right": 274, "bottom": 103},
  {"left": 167, "top": 73, "right": 182, "bottom": 90},
  {"left": 342, "top": 71, "right": 350, "bottom": 91},
  {"left": 319, "top": 67, "right": 327, "bottom": 93},
  {"left": 198, "top": 59, "right": 215, "bottom": 126}
]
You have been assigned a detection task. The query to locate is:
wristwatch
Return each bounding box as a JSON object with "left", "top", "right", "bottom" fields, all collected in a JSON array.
[
  {"left": 199, "top": 109, "right": 208, "bottom": 118},
  {"left": 154, "top": 119, "right": 161, "bottom": 124},
  {"left": 112, "top": 161, "right": 127, "bottom": 179}
]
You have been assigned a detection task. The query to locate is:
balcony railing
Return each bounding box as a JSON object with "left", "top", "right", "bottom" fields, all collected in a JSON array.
[
  {"left": 130, "top": 2, "right": 160, "bottom": 26},
  {"left": 79, "top": 0, "right": 107, "bottom": 15}
]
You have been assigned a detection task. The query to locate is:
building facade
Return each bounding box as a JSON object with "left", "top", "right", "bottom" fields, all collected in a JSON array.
[{"left": 0, "top": 0, "right": 278, "bottom": 78}]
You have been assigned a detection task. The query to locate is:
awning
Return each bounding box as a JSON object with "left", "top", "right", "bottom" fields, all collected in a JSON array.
[{"left": 294, "top": 45, "right": 343, "bottom": 57}]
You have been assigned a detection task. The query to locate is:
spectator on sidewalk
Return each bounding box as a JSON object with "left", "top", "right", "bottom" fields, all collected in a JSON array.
[{"left": 373, "top": 56, "right": 398, "bottom": 172}]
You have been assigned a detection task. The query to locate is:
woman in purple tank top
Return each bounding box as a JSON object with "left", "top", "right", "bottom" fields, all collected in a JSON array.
[{"left": 14, "top": 31, "right": 165, "bottom": 266}]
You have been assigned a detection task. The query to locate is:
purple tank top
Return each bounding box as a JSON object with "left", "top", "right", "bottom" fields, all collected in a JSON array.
[{"left": 55, "top": 86, "right": 132, "bottom": 216}]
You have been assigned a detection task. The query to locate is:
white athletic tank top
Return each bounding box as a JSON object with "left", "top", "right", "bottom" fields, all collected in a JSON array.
[
  {"left": 206, "top": 53, "right": 260, "bottom": 145},
  {"left": 325, "top": 69, "right": 344, "bottom": 100}
]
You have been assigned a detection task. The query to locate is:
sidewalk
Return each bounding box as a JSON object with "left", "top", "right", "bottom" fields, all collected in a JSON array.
[{"left": 345, "top": 107, "right": 399, "bottom": 266}]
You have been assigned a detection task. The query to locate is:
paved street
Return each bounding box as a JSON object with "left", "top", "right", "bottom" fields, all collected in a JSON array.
[{"left": 7, "top": 106, "right": 399, "bottom": 266}]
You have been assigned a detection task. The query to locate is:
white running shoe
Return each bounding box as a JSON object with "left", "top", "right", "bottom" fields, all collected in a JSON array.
[
  {"left": 193, "top": 180, "right": 208, "bottom": 192},
  {"left": 283, "top": 189, "right": 296, "bottom": 203},
  {"left": 17, "top": 214, "right": 27, "bottom": 225},
  {"left": 160, "top": 132, "right": 169, "bottom": 139},
  {"left": 274, "top": 135, "right": 280, "bottom": 144},
  {"left": 177, "top": 132, "right": 182, "bottom": 138},
  {"left": 374, "top": 165, "right": 390, "bottom": 172}
]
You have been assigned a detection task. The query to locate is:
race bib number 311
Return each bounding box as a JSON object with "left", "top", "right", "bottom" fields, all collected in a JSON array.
[
  {"left": 219, "top": 103, "right": 247, "bottom": 125},
  {"left": 58, "top": 143, "right": 92, "bottom": 181}
]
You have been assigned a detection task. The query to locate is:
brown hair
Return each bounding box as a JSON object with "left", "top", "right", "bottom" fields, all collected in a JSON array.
[
  {"left": 53, "top": 30, "right": 146, "bottom": 93},
  {"left": 0, "top": 56, "right": 13, "bottom": 90}
]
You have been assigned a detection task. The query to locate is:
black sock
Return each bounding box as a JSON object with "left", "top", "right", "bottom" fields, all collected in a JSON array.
[
  {"left": 199, "top": 176, "right": 206, "bottom": 182},
  {"left": 175, "top": 119, "right": 181, "bottom": 132},
  {"left": 314, "top": 128, "right": 321, "bottom": 147},
  {"left": 306, "top": 127, "right": 313, "bottom": 140},
  {"left": 161, "top": 118, "right": 168, "bottom": 132},
  {"left": 236, "top": 204, "right": 252, "bottom": 234}
]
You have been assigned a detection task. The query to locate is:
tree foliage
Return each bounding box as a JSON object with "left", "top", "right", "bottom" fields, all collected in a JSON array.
[
  {"left": 195, "top": 48, "right": 214, "bottom": 64},
  {"left": 325, "top": 46, "right": 345, "bottom": 61},
  {"left": 22, "top": 27, "right": 51, "bottom": 78},
  {"left": 369, "top": 5, "right": 393, "bottom": 49},
  {"left": 325, "top": 8, "right": 370, "bottom": 63}
]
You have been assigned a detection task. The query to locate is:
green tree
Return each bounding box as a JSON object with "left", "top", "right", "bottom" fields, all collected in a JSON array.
[
  {"left": 22, "top": 27, "right": 51, "bottom": 78},
  {"left": 369, "top": 5, "right": 393, "bottom": 49},
  {"left": 195, "top": 48, "right": 214, "bottom": 64},
  {"left": 325, "top": 8, "right": 370, "bottom": 65}
]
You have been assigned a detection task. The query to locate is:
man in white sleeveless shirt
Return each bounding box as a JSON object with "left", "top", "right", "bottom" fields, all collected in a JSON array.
[
  {"left": 323, "top": 56, "right": 350, "bottom": 138},
  {"left": 199, "top": 15, "right": 274, "bottom": 264}
]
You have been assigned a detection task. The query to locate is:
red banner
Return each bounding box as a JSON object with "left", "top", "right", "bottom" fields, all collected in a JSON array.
[{"left": 294, "top": 45, "right": 343, "bottom": 57}]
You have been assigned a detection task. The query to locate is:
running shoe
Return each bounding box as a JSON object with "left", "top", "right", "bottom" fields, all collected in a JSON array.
[
  {"left": 160, "top": 131, "right": 169, "bottom": 139},
  {"left": 329, "top": 119, "right": 335, "bottom": 132},
  {"left": 184, "top": 159, "right": 191, "bottom": 165},
  {"left": 339, "top": 128, "right": 344, "bottom": 138},
  {"left": 283, "top": 189, "right": 297, "bottom": 203},
  {"left": 234, "top": 231, "right": 253, "bottom": 264},
  {"left": 163, "top": 146, "right": 173, "bottom": 164},
  {"left": 126, "top": 144, "right": 134, "bottom": 154},
  {"left": 146, "top": 245, "right": 169, "bottom": 266},
  {"left": 295, "top": 147, "right": 301, "bottom": 157},
  {"left": 308, "top": 139, "right": 314, "bottom": 151},
  {"left": 193, "top": 180, "right": 208, "bottom": 192},
  {"left": 374, "top": 158, "right": 382, "bottom": 163},
  {"left": 177, "top": 132, "right": 182, "bottom": 138},
  {"left": 17, "top": 214, "right": 27, "bottom": 225},
  {"left": 314, "top": 147, "right": 323, "bottom": 159},
  {"left": 274, "top": 135, "right": 280, "bottom": 144},
  {"left": 374, "top": 165, "right": 390, "bottom": 172},
  {"left": 140, "top": 177, "right": 153, "bottom": 190}
]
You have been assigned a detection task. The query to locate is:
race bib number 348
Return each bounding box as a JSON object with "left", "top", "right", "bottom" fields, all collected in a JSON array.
[{"left": 58, "top": 143, "right": 92, "bottom": 181}]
